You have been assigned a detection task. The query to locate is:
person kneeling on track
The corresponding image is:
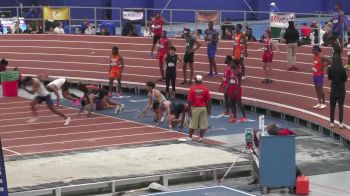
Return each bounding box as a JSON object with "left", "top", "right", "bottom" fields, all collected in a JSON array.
[
  {"left": 22, "top": 76, "right": 70, "bottom": 125},
  {"left": 79, "top": 85, "right": 125, "bottom": 116},
  {"left": 152, "top": 100, "right": 172, "bottom": 127},
  {"left": 227, "top": 59, "right": 247, "bottom": 123},
  {"left": 46, "top": 78, "right": 80, "bottom": 106},
  {"left": 142, "top": 81, "right": 167, "bottom": 120},
  {"left": 169, "top": 102, "right": 190, "bottom": 132}
]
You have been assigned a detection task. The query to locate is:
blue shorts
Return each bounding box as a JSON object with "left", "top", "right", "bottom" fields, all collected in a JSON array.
[
  {"left": 207, "top": 45, "right": 217, "bottom": 58},
  {"left": 313, "top": 76, "right": 324, "bottom": 87},
  {"left": 35, "top": 95, "right": 54, "bottom": 106}
]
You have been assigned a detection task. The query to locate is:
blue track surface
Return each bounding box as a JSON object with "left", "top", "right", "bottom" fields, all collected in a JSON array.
[
  {"left": 140, "top": 186, "right": 256, "bottom": 196},
  {"left": 62, "top": 92, "right": 300, "bottom": 144}
]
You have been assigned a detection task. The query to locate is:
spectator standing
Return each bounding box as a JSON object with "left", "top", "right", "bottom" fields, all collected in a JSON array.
[
  {"left": 221, "top": 18, "right": 234, "bottom": 40},
  {"left": 182, "top": 28, "right": 201, "bottom": 85},
  {"left": 54, "top": 22, "right": 65, "bottom": 34},
  {"left": 332, "top": 2, "right": 345, "bottom": 53},
  {"left": 205, "top": 21, "right": 219, "bottom": 77},
  {"left": 245, "top": 27, "right": 257, "bottom": 42},
  {"left": 328, "top": 36, "right": 348, "bottom": 129},
  {"left": 187, "top": 75, "right": 211, "bottom": 142},
  {"left": 23, "top": 24, "right": 33, "bottom": 34},
  {"left": 283, "top": 21, "right": 299, "bottom": 71},
  {"left": 193, "top": 29, "right": 204, "bottom": 40},
  {"left": 85, "top": 24, "right": 96, "bottom": 35}
]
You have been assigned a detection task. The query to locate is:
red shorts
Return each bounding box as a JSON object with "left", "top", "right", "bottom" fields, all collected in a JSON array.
[
  {"left": 109, "top": 67, "right": 122, "bottom": 79},
  {"left": 262, "top": 52, "right": 273, "bottom": 63},
  {"left": 158, "top": 53, "right": 166, "bottom": 65}
]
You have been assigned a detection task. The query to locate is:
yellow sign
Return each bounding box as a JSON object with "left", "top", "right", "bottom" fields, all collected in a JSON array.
[{"left": 43, "top": 6, "right": 69, "bottom": 20}]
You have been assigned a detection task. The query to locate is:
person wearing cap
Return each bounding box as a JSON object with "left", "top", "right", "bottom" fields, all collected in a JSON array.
[
  {"left": 187, "top": 75, "right": 211, "bottom": 142},
  {"left": 205, "top": 21, "right": 219, "bottom": 77},
  {"left": 227, "top": 59, "right": 247, "bottom": 123},
  {"left": 150, "top": 12, "right": 166, "bottom": 58},
  {"left": 182, "top": 28, "right": 201, "bottom": 85},
  {"left": 328, "top": 37, "right": 348, "bottom": 129},
  {"left": 232, "top": 24, "right": 248, "bottom": 79},
  {"left": 311, "top": 46, "right": 330, "bottom": 109},
  {"left": 157, "top": 30, "right": 172, "bottom": 82}
]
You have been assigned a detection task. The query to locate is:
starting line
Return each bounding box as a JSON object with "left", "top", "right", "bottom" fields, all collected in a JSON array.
[{"left": 140, "top": 186, "right": 256, "bottom": 196}]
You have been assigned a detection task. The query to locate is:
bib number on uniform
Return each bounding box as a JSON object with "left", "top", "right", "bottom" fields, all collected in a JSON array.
[
  {"left": 168, "top": 62, "right": 175, "bottom": 67},
  {"left": 230, "top": 79, "right": 236, "bottom": 84},
  {"left": 159, "top": 44, "right": 164, "bottom": 49},
  {"left": 333, "top": 19, "right": 338, "bottom": 23},
  {"left": 186, "top": 43, "right": 190, "bottom": 47}
]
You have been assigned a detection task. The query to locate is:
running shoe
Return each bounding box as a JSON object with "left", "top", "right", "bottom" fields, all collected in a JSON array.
[
  {"left": 114, "top": 106, "right": 121, "bottom": 115},
  {"left": 198, "top": 138, "right": 204, "bottom": 143},
  {"left": 186, "top": 138, "right": 193, "bottom": 142},
  {"left": 240, "top": 117, "right": 247, "bottom": 122},
  {"left": 108, "top": 93, "right": 113, "bottom": 97},
  {"left": 319, "top": 104, "right": 327, "bottom": 109},
  {"left": 120, "top": 104, "right": 125, "bottom": 112},
  {"left": 64, "top": 117, "right": 71, "bottom": 126},
  {"left": 262, "top": 79, "right": 269, "bottom": 83},
  {"left": 213, "top": 72, "right": 219, "bottom": 77},
  {"left": 242, "top": 76, "right": 247, "bottom": 80},
  {"left": 157, "top": 78, "right": 164, "bottom": 82},
  {"left": 26, "top": 117, "right": 39, "bottom": 123},
  {"left": 207, "top": 72, "right": 213, "bottom": 77},
  {"left": 160, "top": 111, "right": 167, "bottom": 123},
  {"left": 330, "top": 123, "right": 335, "bottom": 128},
  {"left": 149, "top": 54, "right": 154, "bottom": 59},
  {"left": 228, "top": 118, "right": 237, "bottom": 123},
  {"left": 180, "top": 80, "right": 187, "bottom": 85},
  {"left": 313, "top": 104, "right": 321, "bottom": 108},
  {"left": 339, "top": 124, "right": 345, "bottom": 129},
  {"left": 72, "top": 97, "right": 81, "bottom": 106},
  {"left": 187, "top": 81, "right": 193, "bottom": 85},
  {"left": 268, "top": 79, "right": 273, "bottom": 83}
]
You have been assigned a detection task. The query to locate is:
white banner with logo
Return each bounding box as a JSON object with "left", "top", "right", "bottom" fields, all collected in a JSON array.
[
  {"left": 270, "top": 13, "right": 295, "bottom": 28},
  {"left": 122, "top": 9, "right": 144, "bottom": 21}
]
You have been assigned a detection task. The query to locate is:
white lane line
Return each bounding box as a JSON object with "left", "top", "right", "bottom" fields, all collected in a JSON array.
[
  {"left": 5, "top": 137, "right": 183, "bottom": 157},
  {"left": 0, "top": 112, "right": 79, "bottom": 122},
  {"left": 0, "top": 121, "right": 129, "bottom": 135},
  {"left": 2, "top": 147, "right": 22, "bottom": 155},
  {"left": 0, "top": 116, "right": 109, "bottom": 128},
  {"left": 6, "top": 131, "right": 172, "bottom": 148},
  {"left": 0, "top": 108, "right": 72, "bottom": 116},
  {"left": 3, "top": 125, "right": 150, "bottom": 141},
  {"left": 0, "top": 100, "right": 30, "bottom": 105}
]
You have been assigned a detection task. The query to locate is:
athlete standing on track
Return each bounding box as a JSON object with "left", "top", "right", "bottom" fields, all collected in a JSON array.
[
  {"left": 150, "top": 12, "right": 166, "bottom": 58},
  {"left": 157, "top": 30, "right": 171, "bottom": 82},
  {"left": 182, "top": 28, "right": 201, "bottom": 85},
  {"left": 232, "top": 24, "right": 248, "bottom": 79},
  {"left": 219, "top": 56, "right": 233, "bottom": 115},
  {"left": 108, "top": 46, "right": 124, "bottom": 97},
  {"left": 311, "top": 46, "right": 329, "bottom": 109},
  {"left": 262, "top": 30, "right": 280, "bottom": 83},
  {"left": 227, "top": 60, "right": 247, "bottom": 123},
  {"left": 205, "top": 21, "right": 219, "bottom": 77},
  {"left": 163, "top": 46, "right": 183, "bottom": 100},
  {"left": 22, "top": 76, "right": 70, "bottom": 125},
  {"left": 332, "top": 2, "right": 345, "bottom": 53}
]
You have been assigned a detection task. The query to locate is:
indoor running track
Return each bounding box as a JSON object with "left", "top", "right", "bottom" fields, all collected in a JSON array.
[{"left": 0, "top": 96, "right": 195, "bottom": 157}]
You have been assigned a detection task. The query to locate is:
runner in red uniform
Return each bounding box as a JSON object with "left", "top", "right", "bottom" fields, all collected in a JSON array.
[
  {"left": 312, "top": 45, "right": 330, "bottom": 109},
  {"left": 108, "top": 47, "right": 124, "bottom": 97},
  {"left": 233, "top": 24, "right": 248, "bottom": 79},
  {"left": 219, "top": 56, "right": 233, "bottom": 115},
  {"left": 262, "top": 30, "right": 280, "bottom": 84},
  {"left": 150, "top": 12, "right": 165, "bottom": 58},
  {"left": 227, "top": 60, "right": 246, "bottom": 123},
  {"left": 157, "top": 30, "right": 172, "bottom": 82}
]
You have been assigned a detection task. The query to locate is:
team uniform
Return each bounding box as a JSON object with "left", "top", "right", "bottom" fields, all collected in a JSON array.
[
  {"left": 262, "top": 38, "right": 273, "bottom": 63},
  {"left": 233, "top": 33, "right": 246, "bottom": 76},
  {"left": 33, "top": 78, "right": 54, "bottom": 106},
  {"left": 227, "top": 68, "right": 246, "bottom": 122},
  {"left": 165, "top": 54, "right": 178, "bottom": 94},
  {"left": 158, "top": 37, "right": 169, "bottom": 65},
  {"left": 109, "top": 55, "right": 122, "bottom": 79},
  {"left": 221, "top": 65, "right": 231, "bottom": 114},
  {"left": 152, "top": 18, "right": 164, "bottom": 44},
  {"left": 313, "top": 55, "right": 324, "bottom": 87},
  {"left": 206, "top": 29, "right": 218, "bottom": 59},
  {"left": 184, "top": 36, "right": 196, "bottom": 64}
]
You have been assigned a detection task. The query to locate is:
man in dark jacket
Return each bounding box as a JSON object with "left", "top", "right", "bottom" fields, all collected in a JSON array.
[{"left": 328, "top": 36, "right": 348, "bottom": 129}]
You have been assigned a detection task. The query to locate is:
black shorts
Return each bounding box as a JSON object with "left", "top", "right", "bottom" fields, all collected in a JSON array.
[
  {"left": 35, "top": 95, "right": 54, "bottom": 106},
  {"left": 153, "top": 35, "right": 161, "bottom": 45},
  {"left": 184, "top": 52, "right": 194, "bottom": 64}
]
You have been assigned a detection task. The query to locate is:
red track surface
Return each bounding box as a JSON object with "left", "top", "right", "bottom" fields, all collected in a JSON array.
[
  {"left": 0, "top": 96, "right": 204, "bottom": 157},
  {"left": 0, "top": 34, "right": 349, "bottom": 146}
]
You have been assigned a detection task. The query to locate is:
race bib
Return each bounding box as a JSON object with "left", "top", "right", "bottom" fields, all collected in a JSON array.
[
  {"left": 264, "top": 47, "right": 268, "bottom": 51},
  {"left": 154, "top": 25, "right": 161, "bottom": 29},
  {"left": 333, "top": 19, "right": 338, "bottom": 24},
  {"left": 230, "top": 79, "right": 236, "bottom": 84},
  {"left": 111, "top": 62, "right": 117, "bottom": 66},
  {"left": 168, "top": 62, "right": 175, "bottom": 67},
  {"left": 314, "top": 61, "right": 318, "bottom": 64},
  {"left": 234, "top": 42, "right": 238, "bottom": 46},
  {"left": 223, "top": 77, "right": 226, "bottom": 81},
  {"left": 159, "top": 44, "right": 164, "bottom": 49},
  {"left": 186, "top": 42, "right": 190, "bottom": 47}
]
